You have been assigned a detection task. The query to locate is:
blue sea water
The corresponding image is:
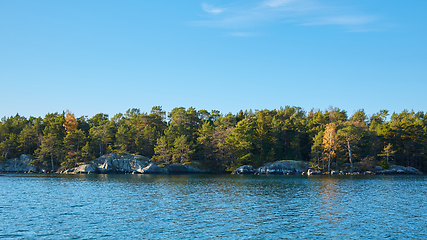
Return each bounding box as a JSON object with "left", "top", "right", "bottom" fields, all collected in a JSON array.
[{"left": 0, "top": 174, "right": 426, "bottom": 239}]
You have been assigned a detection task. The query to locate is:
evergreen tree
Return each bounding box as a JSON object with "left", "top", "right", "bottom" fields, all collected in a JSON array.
[
  {"left": 172, "top": 135, "right": 194, "bottom": 164},
  {"left": 33, "top": 133, "right": 62, "bottom": 171},
  {"left": 153, "top": 136, "right": 172, "bottom": 164}
]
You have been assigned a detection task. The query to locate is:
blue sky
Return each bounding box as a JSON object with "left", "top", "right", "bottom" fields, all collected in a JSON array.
[{"left": 1, "top": 0, "right": 426, "bottom": 119}]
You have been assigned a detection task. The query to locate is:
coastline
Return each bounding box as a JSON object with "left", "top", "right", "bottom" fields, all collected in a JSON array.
[{"left": 1, "top": 153, "right": 423, "bottom": 176}]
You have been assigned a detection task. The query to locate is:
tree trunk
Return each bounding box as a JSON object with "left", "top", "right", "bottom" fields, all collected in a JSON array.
[
  {"left": 328, "top": 132, "right": 332, "bottom": 174},
  {"left": 50, "top": 152, "right": 54, "bottom": 173},
  {"left": 4, "top": 146, "right": 9, "bottom": 159},
  {"left": 322, "top": 155, "right": 325, "bottom": 171},
  {"left": 347, "top": 138, "right": 353, "bottom": 172}
]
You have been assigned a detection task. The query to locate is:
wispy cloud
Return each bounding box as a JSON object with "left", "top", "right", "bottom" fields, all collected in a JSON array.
[
  {"left": 303, "top": 15, "right": 376, "bottom": 26},
  {"left": 195, "top": 0, "right": 379, "bottom": 32},
  {"left": 202, "top": 3, "right": 225, "bottom": 14}
]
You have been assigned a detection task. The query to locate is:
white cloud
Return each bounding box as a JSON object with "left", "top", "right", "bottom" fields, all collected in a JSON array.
[
  {"left": 304, "top": 16, "right": 376, "bottom": 26},
  {"left": 202, "top": 3, "right": 225, "bottom": 14},
  {"left": 195, "top": 0, "right": 379, "bottom": 32}
]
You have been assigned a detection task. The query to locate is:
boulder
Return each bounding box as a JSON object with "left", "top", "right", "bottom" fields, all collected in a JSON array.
[
  {"left": 257, "top": 160, "right": 308, "bottom": 175},
  {"left": 96, "top": 158, "right": 115, "bottom": 173},
  {"left": 62, "top": 164, "right": 95, "bottom": 174},
  {"left": 376, "top": 165, "right": 422, "bottom": 175},
  {"left": 141, "top": 163, "right": 166, "bottom": 174},
  {"left": 90, "top": 153, "right": 150, "bottom": 173},
  {"left": 375, "top": 166, "right": 383, "bottom": 171},
  {"left": 162, "top": 164, "right": 204, "bottom": 173},
  {"left": 167, "top": 164, "right": 188, "bottom": 173},
  {"left": 70, "top": 153, "right": 206, "bottom": 174},
  {"left": 394, "top": 166, "right": 421, "bottom": 174},
  {"left": 232, "top": 165, "right": 255, "bottom": 175},
  {"left": 0, "top": 154, "right": 37, "bottom": 172}
]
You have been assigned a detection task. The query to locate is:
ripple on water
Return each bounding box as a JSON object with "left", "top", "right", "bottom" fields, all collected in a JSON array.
[{"left": 0, "top": 174, "right": 426, "bottom": 239}]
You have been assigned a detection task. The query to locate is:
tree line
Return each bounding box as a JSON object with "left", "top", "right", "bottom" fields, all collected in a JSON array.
[{"left": 1, "top": 106, "right": 426, "bottom": 172}]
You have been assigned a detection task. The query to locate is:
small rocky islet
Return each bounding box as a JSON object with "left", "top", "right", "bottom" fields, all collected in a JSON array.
[{"left": 0, "top": 153, "right": 423, "bottom": 175}]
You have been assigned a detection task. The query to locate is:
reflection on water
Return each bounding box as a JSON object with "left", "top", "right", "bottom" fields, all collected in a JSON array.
[
  {"left": 318, "top": 177, "right": 342, "bottom": 227},
  {"left": 0, "top": 174, "right": 426, "bottom": 239}
]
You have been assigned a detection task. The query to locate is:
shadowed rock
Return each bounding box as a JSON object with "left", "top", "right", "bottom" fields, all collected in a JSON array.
[{"left": 0, "top": 155, "right": 38, "bottom": 173}]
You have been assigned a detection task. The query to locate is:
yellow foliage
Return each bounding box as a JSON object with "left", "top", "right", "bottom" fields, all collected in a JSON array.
[
  {"left": 63, "top": 110, "right": 78, "bottom": 134},
  {"left": 322, "top": 123, "right": 337, "bottom": 160}
]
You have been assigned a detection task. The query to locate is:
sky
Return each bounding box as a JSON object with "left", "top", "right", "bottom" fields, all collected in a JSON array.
[{"left": 1, "top": 0, "right": 426, "bottom": 119}]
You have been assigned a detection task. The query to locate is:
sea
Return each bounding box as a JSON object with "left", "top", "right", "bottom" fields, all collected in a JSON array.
[{"left": 0, "top": 174, "right": 426, "bottom": 239}]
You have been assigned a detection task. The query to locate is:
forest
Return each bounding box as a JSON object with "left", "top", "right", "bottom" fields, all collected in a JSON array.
[{"left": 1, "top": 106, "right": 426, "bottom": 173}]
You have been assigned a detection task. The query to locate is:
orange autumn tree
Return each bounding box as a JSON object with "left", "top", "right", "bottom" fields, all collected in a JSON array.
[
  {"left": 63, "top": 110, "right": 78, "bottom": 134},
  {"left": 62, "top": 110, "right": 86, "bottom": 168}
]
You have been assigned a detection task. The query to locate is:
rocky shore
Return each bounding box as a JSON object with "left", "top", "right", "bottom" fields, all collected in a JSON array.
[
  {"left": 0, "top": 155, "right": 39, "bottom": 173},
  {"left": 232, "top": 160, "right": 308, "bottom": 175},
  {"left": 0, "top": 153, "right": 206, "bottom": 174},
  {"left": 231, "top": 160, "right": 424, "bottom": 175},
  {"left": 0, "top": 154, "right": 424, "bottom": 175},
  {"left": 61, "top": 153, "right": 206, "bottom": 174}
]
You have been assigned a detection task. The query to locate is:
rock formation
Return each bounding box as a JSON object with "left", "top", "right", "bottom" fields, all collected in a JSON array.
[
  {"left": 61, "top": 153, "right": 206, "bottom": 174},
  {"left": 0, "top": 154, "right": 39, "bottom": 172},
  {"left": 232, "top": 160, "right": 308, "bottom": 175}
]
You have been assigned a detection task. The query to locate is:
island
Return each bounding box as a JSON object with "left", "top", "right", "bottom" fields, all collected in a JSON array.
[{"left": 1, "top": 106, "right": 426, "bottom": 175}]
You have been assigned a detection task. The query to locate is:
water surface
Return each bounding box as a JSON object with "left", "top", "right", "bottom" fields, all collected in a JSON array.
[{"left": 0, "top": 174, "right": 426, "bottom": 239}]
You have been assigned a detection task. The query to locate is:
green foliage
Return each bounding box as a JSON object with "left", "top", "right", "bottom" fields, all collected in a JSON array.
[
  {"left": 1, "top": 107, "right": 427, "bottom": 173},
  {"left": 380, "top": 160, "right": 389, "bottom": 169},
  {"left": 153, "top": 136, "right": 171, "bottom": 164},
  {"left": 33, "top": 133, "right": 63, "bottom": 171},
  {"left": 172, "top": 135, "right": 194, "bottom": 164},
  {"left": 356, "top": 156, "right": 377, "bottom": 171}
]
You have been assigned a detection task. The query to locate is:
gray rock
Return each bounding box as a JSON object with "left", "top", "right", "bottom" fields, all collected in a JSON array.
[
  {"left": 232, "top": 165, "right": 255, "bottom": 175},
  {"left": 141, "top": 163, "right": 166, "bottom": 174},
  {"left": 167, "top": 164, "right": 189, "bottom": 173},
  {"left": 144, "top": 163, "right": 206, "bottom": 174},
  {"left": 0, "top": 154, "right": 37, "bottom": 172},
  {"left": 375, "top": 166, "right": 383, "bottom": 171},
  {"left": 376, "top": 165, "right": 422, "bottom": 175},
  {"left": 96, "top": 158, "right": 115, "bottom": 173},
  {"left": 393, "top": 166, "right": 420, "bottom": 174},
  {"left": 63, "top": 164, "right": 95, "bottom": 174},
  {"left": 180, "top": 164, "right": 205, "bottom": 173},
  {"left": 90, "top": 153, "right": 150, "bottom": 173},
  {"left": 67, "top": 153, "right": 206, "bottom": 174},
  {"left": 257, "top": 160, "right": 308, "bottom": 175}
]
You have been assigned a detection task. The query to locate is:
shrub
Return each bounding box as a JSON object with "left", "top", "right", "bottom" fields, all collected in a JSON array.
[
  {"left": 380, "top": 160, "right": 389, "bottom": 169},
  {"left": 357, "top": 156, "right": 376, "bottom": 171}
]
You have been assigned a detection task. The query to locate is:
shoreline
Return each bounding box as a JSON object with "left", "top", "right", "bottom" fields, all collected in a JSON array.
[{"left": 2, "top": 153, "right": 424, "bottom": 176}]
